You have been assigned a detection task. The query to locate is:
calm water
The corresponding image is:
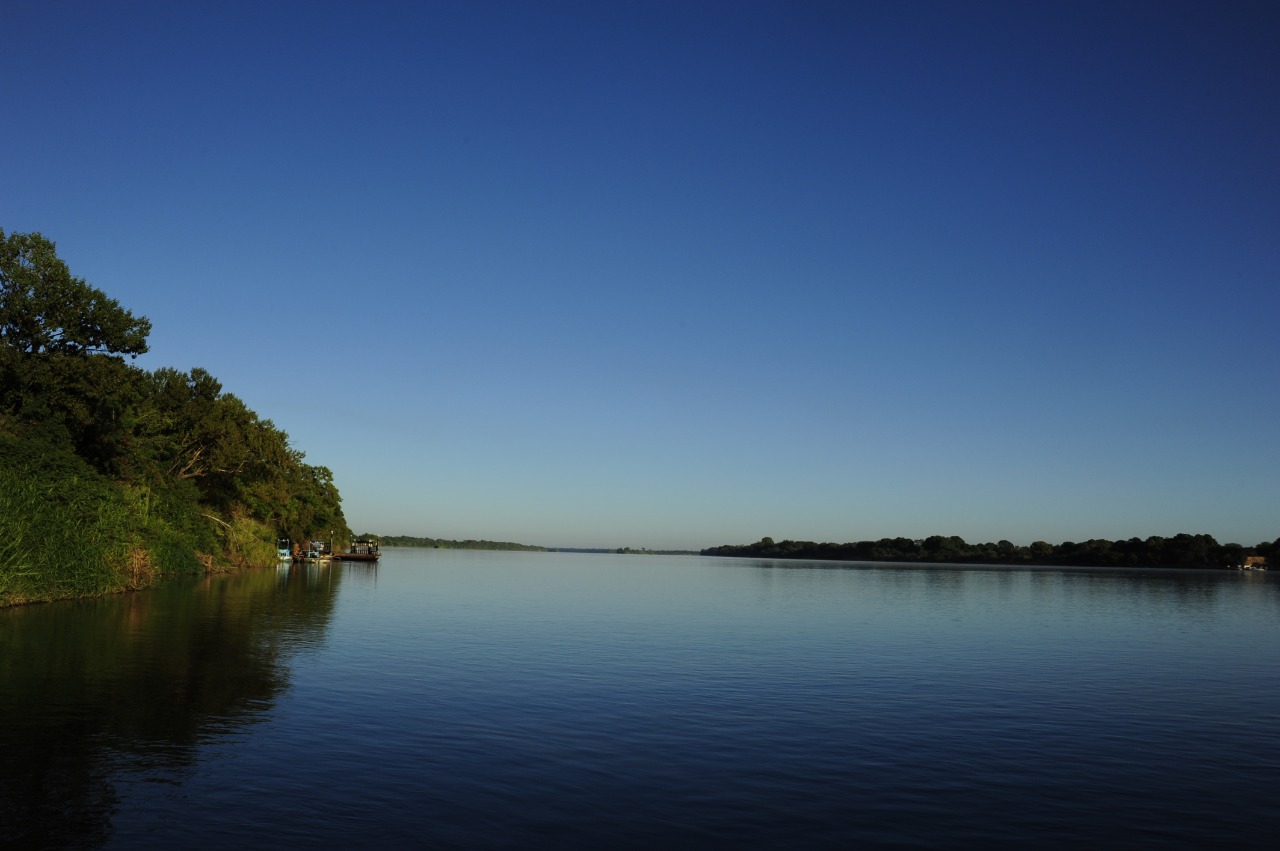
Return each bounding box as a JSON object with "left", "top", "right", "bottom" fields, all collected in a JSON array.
[{"left": 2, "top": 550, "right": 1278, "bottom": 849}]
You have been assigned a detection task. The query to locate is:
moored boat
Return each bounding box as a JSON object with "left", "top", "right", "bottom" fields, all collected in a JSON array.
[
  {"left": 336, "top": 539, "right": 381, "bottom": 562},
  {"left": 306, "top": 539, "right": 333, "bottom": 562}
]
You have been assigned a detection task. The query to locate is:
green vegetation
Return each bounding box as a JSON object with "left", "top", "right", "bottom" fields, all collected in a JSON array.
[
  {"left": 1, "top": 229, "right": 349, "bottom": 605},
  {"left": 372, "top": 534, "right": 546, "bottom": 552},
  {"left": 614, "top": 547, "right": 700, "bottom": 555},
  {"left": 703, "top": 533, "right": 1277, "bottom": 569}
]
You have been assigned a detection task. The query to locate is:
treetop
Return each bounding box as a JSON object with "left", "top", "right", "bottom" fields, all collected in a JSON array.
[{"left": 0, "top": 229, "right": 151, "bottom": 358}]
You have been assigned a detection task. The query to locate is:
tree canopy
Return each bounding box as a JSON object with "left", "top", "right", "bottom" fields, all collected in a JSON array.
[
  {"left": 702, "top": 533, "right": 1273, "bottom": 569},
  {"left": 0, "top": 230, "right": 150, "bottom": 357},
  {"left": 1, "top": 229, "right": 349, "bottom": 603}
]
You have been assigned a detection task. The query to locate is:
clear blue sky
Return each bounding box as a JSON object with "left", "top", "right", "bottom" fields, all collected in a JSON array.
[{"left": 4, "top": 1, "right": 1277, "bottom": 549}]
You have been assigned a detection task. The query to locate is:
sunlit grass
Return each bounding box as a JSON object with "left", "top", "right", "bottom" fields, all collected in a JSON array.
[
  {"left": 1, "top": 439, "right": 294, "bottom": 606},
  {"left": 0, "top": 466, "right": 137, "bottom": 603}
]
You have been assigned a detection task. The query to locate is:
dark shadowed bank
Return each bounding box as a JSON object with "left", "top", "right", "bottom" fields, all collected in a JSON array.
[
  {"left": 0, "top": 229, "right": 349, "bottom": 606},
  {"left": 703, "top": 534, "right": 1277, "bottom": 569}
]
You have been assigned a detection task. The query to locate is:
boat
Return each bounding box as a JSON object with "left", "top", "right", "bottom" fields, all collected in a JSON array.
[
  {"left": 277, "top": 538, "right": 292, "bottom": 560},
  {"left": 336, "top": 539, "right": 381, "bottom": 562},
  {"left": 306, "top": 539, "right": 333, "bottom": 562}
]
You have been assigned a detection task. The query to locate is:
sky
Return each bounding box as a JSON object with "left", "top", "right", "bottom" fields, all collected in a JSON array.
[{"left": 3, "top": 1, "right": 1277, "bottom": 549}]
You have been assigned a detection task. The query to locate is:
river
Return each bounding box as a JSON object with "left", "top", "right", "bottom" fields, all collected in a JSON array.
[{"left": 2, "top": 549, "right": 1278, "bottom": 848}]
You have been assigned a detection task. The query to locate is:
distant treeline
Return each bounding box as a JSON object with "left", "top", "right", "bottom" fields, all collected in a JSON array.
[
  {"left": 373, "top": 535, "right": 546, "bottom": 552},
  {"left": 614, "top": 547, "right": 701, "bottom": 556},
  {"left": 702, "top": 533, "right": 1277, "bottom": 569}
]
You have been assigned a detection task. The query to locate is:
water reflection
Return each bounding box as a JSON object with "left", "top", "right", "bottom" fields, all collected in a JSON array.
[
  {"left": 339, "top": 560, "right": 380, "bottom": 589},
  {"left": 737, "top": 556, "right": 1277, "bottom": 614},
  {"left": 0, "top": 564, "right": 340, "bottom": 848},
  {"left": 4, "top": 553, "right": 1277, "bottom": 848}
]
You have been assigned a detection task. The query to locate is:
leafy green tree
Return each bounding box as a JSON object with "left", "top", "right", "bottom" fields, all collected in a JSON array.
[
  {"left": 1028, "top": 541, "right": 1054, "bottom": 560},
  {"left": 275, "top": 463, "right": 348, "bottom": 545},
  {"left": 131, "top": 368, "right": 258, "bottom": 499},
  {"left": 0, "top": 229, "right": 355, "bottom": 599},
  {"left": 1, "top": 231, "right": 152, "bottom": 470},
  {"left": 1159, "top": 532, "right": 1220, "bottom": 567},
  {"left": 0, "top": 232, "right": 155, "bottom": 470},
  {"left": 922, "top": 535, "right": 969, "bottom": 560},
  {"left": 0, "top": 230, "right": 150, "bottom": 357}
]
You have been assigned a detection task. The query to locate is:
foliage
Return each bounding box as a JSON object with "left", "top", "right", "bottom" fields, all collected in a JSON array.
[
  {"left": 0, "top": 437, "right": 146, "bottom": 604},
  {"left": 0, "top": 230, "right": 349, "bottom": 605},
  {"left": 207, "top": 511, "right": 278, "bottom": 570},
  {"left": 0, "top": 231, "right": 153, "bottom": 472},
  {"left": 614, "top": 547, "right": 700, "bottom": 555},
  {"left": 702, "top": 532, "right": 1268, "bottom": 569},
  {"left": 0, "top": 229, "right": 150, "bottom": 357}
]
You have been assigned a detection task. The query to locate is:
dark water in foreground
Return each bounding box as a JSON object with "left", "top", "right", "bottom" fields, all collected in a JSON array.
[{"left": 2, "top": 550, "right": 1278, "bottom": 849}]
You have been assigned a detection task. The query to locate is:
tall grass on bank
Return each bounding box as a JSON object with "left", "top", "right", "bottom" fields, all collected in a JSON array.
[
  {"left": 1, "top": 438, "right": 283, "bottom": 606},
  {"left": 0, "top": 459, "right": 142, "bottom": 605},
  {"left": 201, "top": 510, "right": 277, "bottom": 570}
]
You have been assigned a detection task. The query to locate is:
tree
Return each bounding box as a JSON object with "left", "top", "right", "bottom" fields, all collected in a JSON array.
[
  {"left": 0, "top": 230, "right": 150, "bottom": 357},
  {"left": 14, "top": 351, "right": 146, "bottom": 470},
  {"left": 1028, "top": 540, "right": 1054, "bottom": 561},
  {"left": 133, "top": 367, "right": 254, "bottom": 488},
  {"left": 922, "top": 535, "right": 968, "bottom": 560},
  {"left": 1, "top": 231, "right": 153, "bottom": 470}
]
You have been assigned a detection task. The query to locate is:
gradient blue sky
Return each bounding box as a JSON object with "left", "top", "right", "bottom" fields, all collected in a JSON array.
[{"left": 4, "top": 1, "right": 1277, "bottom": 549}]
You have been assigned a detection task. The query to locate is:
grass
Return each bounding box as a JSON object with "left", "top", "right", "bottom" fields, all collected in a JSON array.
[
  {"left": 1, "top": 437, "right": 282, "bottom": 606},
  {"left": 0, "top": 463, "right": 139, "bottom": 604}
]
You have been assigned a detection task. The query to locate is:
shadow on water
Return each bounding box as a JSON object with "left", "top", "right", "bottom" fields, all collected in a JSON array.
[
  {"left": 736, "top": 557, "right": 1279, "bottom": 611},
  {"left": 0, "top": 562, "right": 341, "bottom": 848}
]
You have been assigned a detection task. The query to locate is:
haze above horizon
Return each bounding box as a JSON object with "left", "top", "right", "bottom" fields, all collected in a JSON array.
[{"left": 5, "top": 1, "right": 1277, "bottom": 549}]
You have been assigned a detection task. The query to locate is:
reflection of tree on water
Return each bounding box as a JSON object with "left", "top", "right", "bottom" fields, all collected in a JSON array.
[
  {"left": 745, "top": 558, "right": 1250, "bottom": 612},
  {"left": 341, "top": 560, "right": 380, "bottom": 590},
  {"left": 0, "top": 564, "right": 341, "bottom": 848}
]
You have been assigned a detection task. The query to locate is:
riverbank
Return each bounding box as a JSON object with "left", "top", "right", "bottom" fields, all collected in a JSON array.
[
  {"left": 0, "top": 437, "right": 276, "bottom": 607},
  {"left": 703, "top": 534, "right": 1275, "bottom": 570},
  {"left": 1, "top": 231, "right": 348, "bottom": 608}
]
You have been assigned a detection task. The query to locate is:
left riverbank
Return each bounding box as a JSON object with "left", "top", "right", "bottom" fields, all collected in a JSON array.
[
  {"left": 0, "top": 436, "right": 278, "bottom": 607},
  {"left": 1, "top": 229, "right": 348, "bottom": 607}
]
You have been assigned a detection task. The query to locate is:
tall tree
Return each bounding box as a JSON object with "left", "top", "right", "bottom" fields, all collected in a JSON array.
[
  {"left": 0, "top": 230, "right": 150, "bottom": 357},
  {"left": 0, "top": 230, "right": 152, "bottom": 469}
]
